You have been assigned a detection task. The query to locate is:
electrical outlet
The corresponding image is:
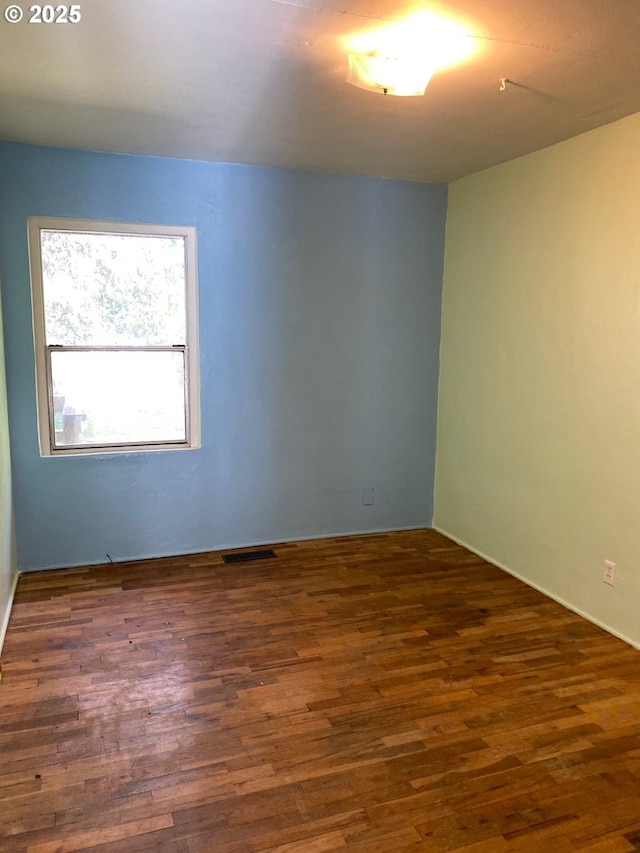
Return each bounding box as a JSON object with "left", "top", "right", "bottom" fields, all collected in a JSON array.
[
  {"left": 603, "top": 560, "right": 616, "bottom": 586},
  {"left": 363, "top": 488, "right": 375, "bottom": 506}
]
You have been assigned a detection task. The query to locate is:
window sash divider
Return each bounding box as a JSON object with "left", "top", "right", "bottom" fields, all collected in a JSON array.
[{"left": 46, "top": 345, "right": 187, "bottom": 353}]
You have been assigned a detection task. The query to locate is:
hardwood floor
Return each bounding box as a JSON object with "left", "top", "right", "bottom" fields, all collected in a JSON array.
[{"left": 1, "top": 529, "right": 640, "bottom": 852}]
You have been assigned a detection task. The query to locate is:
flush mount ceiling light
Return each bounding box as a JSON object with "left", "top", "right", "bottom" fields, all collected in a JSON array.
[
  {"left": 345, "top": 12, "right": 477, "bottom": 97},
  {"left": 346, "top": 52, "right": 434, "bottom": 97}
]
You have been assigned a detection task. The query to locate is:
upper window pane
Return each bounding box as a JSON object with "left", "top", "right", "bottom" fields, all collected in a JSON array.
[{"left": 40, "top": 230, "right": 186, "bottom": 346}]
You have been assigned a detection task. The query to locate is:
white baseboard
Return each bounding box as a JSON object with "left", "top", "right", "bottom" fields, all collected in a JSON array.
[
  {"left": 13, "top": 525, "right": 638, "bottom": 653},
  {"left": 0, "top": 569, "right": 19, "bottom": 661},
  {"left": 434, "top": 526, "right": 640, "bottom": 652},
  {"left": 20, "top": 524, "right": 433, "bottom": 572}
]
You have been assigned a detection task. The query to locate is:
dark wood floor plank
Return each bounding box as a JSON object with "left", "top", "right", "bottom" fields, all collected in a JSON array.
[{"left": 1, "top": 529, "right": 640, "bottom": 851}]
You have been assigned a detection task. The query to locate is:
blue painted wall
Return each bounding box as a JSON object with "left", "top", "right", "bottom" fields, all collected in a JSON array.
[{"left": 0, "top": 143, "right": 447, "bottom": 570}]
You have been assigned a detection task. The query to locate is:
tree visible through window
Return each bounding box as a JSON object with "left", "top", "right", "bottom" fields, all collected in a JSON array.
[{"left": 28, "top": 219, "right": 200, "bottom": 455}]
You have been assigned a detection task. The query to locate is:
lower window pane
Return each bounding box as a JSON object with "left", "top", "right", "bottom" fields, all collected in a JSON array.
[{"left": 50, "top": 350, "right": 186, "bottom": 448}]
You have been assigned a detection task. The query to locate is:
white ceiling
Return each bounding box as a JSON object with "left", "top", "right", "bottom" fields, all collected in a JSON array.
[{"left": 0, "top": 0, "right": 638, "bottom": 182}]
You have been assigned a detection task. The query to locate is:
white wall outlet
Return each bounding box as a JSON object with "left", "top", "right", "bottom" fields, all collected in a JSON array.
[
  {"left": 363, "top": 488, "right": 375, "bottom": 506},
  {"left": 604, "top": 560, "right": 616, "bottom": 586}
]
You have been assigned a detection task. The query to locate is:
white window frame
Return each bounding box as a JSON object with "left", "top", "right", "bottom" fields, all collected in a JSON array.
[{"left": 27, "top": 217, "right": 201, "bottom": 456}]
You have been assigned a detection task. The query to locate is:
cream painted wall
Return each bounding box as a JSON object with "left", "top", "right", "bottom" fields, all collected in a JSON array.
[
  {"left": 0, "top": 282, "right": 18, "bottom": 656},
  {"left": 435, "top": 113, "right": 640, "bottom": 648}
]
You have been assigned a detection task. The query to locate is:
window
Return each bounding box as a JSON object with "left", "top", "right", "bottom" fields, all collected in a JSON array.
[{"left": 28, "top": 218, "right": 200, "bottom": 455}]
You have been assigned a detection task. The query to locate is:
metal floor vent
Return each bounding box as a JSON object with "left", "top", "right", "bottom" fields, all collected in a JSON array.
[{"left": 222, "top": 549, "right": 277, "bottom": 564}]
